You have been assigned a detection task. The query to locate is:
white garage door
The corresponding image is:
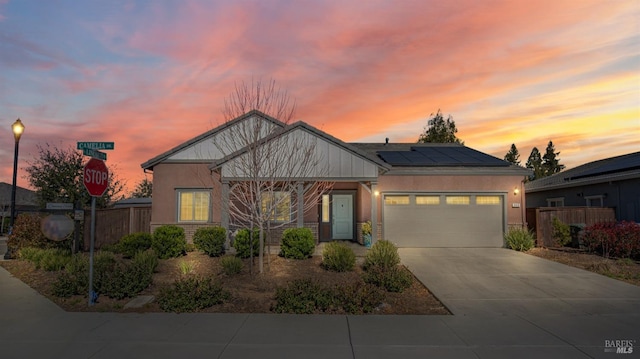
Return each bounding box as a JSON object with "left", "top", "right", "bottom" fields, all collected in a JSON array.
[{"left": 383, "top": 193, "right": 505, "bottom": 247}]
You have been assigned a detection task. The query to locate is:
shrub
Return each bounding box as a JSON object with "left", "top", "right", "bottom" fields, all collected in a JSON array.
[
  {"left": 280, "top": 228, "right": 315, "bottom": 259},
  {"left": 117, "top": 232, "right": 152, "bottom": 258},
  {"left": 133, "top": 249, "right": 159, "bottom": 275},
  {"left": 52, "top": 254, "right": 88, "bottom": 297},
  {"left": 152, "top": 225, "right": 187, "bottom": 259},
  {"left": 272, "top": 279, "right": 334, "bottom": 314},
  {"left": 157, "top": 276, "right": 230, "bottom": 313},
  {"left": 504, "top": 227, "right": 535, "bottom": 251},
  {"left": 362, "top": 265, "right": 413, "bottom": 293},
  {"left": 193, "top": 226, "right": 226, "bottom": 257},
  {"left": 185, "top": 243, "right": 196, "bottom": 252},
  {"left": 233, "top": 228, "right": 259, "bottom": 258},
  {"left": 272, "top": 279, "right": 385, "bottom": 314},
  {"left": 178, "top": 260, "right": 195, "bottom": 275},
  {"left": 583, "top": 221, "right": 640, "bottom": 259},
  {"left": 334, "top": 282, "right": 384, "bottom": 314},
  {"left": 7, "top": 214, "right": 71, "bottom": 256},
  {"left": 363, "top": 240, "right": 400, "bottom": 270},
  {"left": 322, "top": 241, "right": 356, "bottom": 272},
  {"left": 552, "top": 217, "right": 572, "bottom": 247},
  {"left": 39, "top": 249, "right": 71, "bottom": 271},
  {"left": 220, "top": 256, "right": 243, "bottom": 275},
  {"left": 20, "top": 248, "right": 71, "bottom": 271}
]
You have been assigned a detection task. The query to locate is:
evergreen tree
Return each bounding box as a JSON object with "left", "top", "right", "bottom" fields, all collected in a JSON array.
[
  {"left": 131, "top": 178, "right": 152, "bottom": 198},
  {"left": 504, "top": 144, "right": 521, "bottom": 166},
  {"left": 542, "top": 140, "right": 565, "bottom": 176},
  {"left": 417, "top": 109, "right": 464, "bottom": 144},
  {"left": 526, "top": 147, "right": 544, "bottom": 181}
]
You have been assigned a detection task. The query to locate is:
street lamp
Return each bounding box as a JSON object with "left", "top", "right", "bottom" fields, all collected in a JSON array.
[{"left": 4, "top": 119, "right": 24, "bottom": 259}]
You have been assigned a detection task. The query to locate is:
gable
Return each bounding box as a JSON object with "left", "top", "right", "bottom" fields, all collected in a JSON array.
[
  {"left": 141, "top": 110, "right": 284, "bottom": 170},
  {"left": 215, "top": 124, "right": 385, "bottom": 180}
]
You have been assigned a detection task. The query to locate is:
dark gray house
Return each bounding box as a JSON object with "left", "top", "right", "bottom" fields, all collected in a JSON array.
[{"left": 525, "top": 152, "right": 640, "bottom": 222}]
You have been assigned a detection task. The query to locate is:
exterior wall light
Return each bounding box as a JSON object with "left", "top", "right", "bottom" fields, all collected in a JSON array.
[{"left": 514, "top": 188, "right": 520, "bottom": 195}]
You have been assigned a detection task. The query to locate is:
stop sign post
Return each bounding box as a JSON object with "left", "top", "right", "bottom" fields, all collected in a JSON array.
[
  {"left": 83, "top": 158, "right": 109, "bottom": 197},
  {"left": 83, "top": 158, "right": 109, "bottom": 306}
]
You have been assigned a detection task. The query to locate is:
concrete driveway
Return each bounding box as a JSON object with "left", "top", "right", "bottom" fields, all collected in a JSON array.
[{"left": 399, "top": 248, "right": 640, "bottom": 317}]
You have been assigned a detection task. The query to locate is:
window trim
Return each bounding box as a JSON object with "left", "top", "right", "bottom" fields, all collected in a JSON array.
[
  {"left": 585, "top": 195, "right": 604, "bottom": 208},
  {"left": 546, "top": 197, "right": 564, "bottom": 207},
  {"left": 177, "top": 189, "right": 211, "bottom": 223}
]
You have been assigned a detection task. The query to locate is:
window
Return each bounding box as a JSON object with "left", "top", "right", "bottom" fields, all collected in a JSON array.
[
  {"left": 446, "top": 196, "right": 470, "bottom": 205},
  {"left": 321, "top": 194, "right": 330, "bottom": 223},
  {"left": 476, "top": 196, "right": 501, "bottom": 205},
  {"left": 546, "top": 197, "right": 564, "bottom": 207},
  {"left": 262, "top": 191, "right": 291, "bottom": 222},
  {"left": 384, "top": 195, "right": 410, "bottom": 205},
  {"left": 416, "top": 196, "right": 440, "bottom": 205},
  {"left": 585, "top": 195, "right": 604, "bottom": 207},
  {"left": 178, "top": 190, "right": 210, "bottom": 222}
]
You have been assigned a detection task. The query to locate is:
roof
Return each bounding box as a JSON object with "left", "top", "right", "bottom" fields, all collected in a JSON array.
[
  {"left": 0, "top": 182, "right": 38, "bottom": 207},
  {"left": 526, "top": 151, "right": 640, "bottom": 192},
  {"left": 141, "top": 110, "right": 285, "bottom": 171},
  {"left": 113, "top": 197, "right": 152, "bottom": 208},
  {"left": 352, "top": 143, "right": 530, "bottom": 175}
]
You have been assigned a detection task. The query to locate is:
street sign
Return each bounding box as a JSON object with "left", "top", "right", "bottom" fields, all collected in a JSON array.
[
  {"left": 83, "top": 158, "right": 109, "bottom": 197},
  {"left": 46, "top": 202, "right": 74, "bottom": 210},
  {"left": 82, "top": 148, "right": 107, "bottom": 161},
  {"left": 77, "top": 142, "right": 114, "bottom": 150}
]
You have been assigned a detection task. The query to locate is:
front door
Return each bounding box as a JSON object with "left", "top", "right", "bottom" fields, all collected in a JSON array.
[{"left": 332, "top": 194, "right": 353, "bottom": 240}]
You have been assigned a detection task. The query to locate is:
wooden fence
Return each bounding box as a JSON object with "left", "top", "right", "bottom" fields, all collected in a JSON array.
[
  {"left": 526, "top": 207, "right": 615, "bottom": 247},
  {"left": 83, "top": 206, "right": 151, "bottom": 250}
]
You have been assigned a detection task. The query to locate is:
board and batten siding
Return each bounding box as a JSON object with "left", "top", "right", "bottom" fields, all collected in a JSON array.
[{"left": 221, "top": 128, "right": 379, "bottom": 179}]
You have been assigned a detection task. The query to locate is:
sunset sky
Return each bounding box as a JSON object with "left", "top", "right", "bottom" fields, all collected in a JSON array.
[{"left": 1, "top": 0, "right": 638, "bottom": 194}]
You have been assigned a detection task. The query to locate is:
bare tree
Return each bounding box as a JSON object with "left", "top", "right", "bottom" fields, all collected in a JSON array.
[{"left": 213, "top": 79, "right": 332, "bottom": 274}]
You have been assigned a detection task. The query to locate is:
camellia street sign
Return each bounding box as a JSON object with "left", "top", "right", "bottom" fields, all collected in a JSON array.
[
  {"left": 77, "top": 142, "right": 114, "bottom": 150},
  {"left": 83, "top": 158, "right": 109, "bottom": 197}
]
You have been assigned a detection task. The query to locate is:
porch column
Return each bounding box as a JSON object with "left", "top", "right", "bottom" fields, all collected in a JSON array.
[
  {"left": 297, "top": 181, "right": 304, "bottom": 228},
  {"left": 221, "top": 180, "right": 230, "bottom": 248},
  {"left": 371, "top": 182, "right": 378, "bottom": 244}
]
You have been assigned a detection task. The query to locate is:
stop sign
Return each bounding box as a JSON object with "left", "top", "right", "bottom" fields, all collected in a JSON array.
[{"left": 83, "top": 158, "right": 109, "bottom": 197}]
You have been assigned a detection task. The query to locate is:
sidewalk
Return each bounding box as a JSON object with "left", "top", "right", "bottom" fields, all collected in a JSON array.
[{"left": 0, "top": 250, "right": 638, "bottom": 358}]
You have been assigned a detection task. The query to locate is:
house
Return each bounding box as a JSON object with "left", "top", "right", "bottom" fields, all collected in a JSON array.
[
  {"left": 141, "top": 110, "right": 530, "bottom": 247},
  {"left": 525, "top": 151, "right": 640, "bottom": 222}
]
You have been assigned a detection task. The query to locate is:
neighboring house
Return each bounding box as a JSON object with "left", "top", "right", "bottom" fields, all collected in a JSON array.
[
  {"left": 141, "top": 110, "right": 530, "bottom": 248},
  {"left": 525, "top": 151, "right": 640, "bottom": 222},
  {"left": 0, "top": 182, "right": 38, "bottom": 233}
]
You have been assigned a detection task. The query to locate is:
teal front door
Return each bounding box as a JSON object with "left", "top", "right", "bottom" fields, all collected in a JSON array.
[{"left": 332, "top": 194, "right": 353, "bottom": 240}]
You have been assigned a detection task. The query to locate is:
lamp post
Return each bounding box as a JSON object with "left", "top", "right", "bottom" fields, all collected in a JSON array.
[{"left": 4, "top": 119, "right": 24, "bottom": 259}]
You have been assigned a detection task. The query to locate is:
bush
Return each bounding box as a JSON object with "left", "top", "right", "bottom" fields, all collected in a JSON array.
[
  {"left": 193, "top": 226, "right": 226, "bottom": 257},
  {"left": 7, "top": 214, "right": 70, "bottom": 256},
  {"left": 220, "top": 256, "right": 243, "bottom": 275},
  {"left": 233, "top": 228, "right": 259, "bottom": 258},
  {"left": 583, "top": 221, "right": 640, "bottom": 259},
  {"left": 334, "top": 282, "right": 384, "bottom": 314},
  {"left": 362, "top": 265, "right": 413, "bottom": 293},
  {"left": 272, "top": 279, "right": 335, "bottom": 314},
  {"left": 52, "top": 254, "right": 89, "bottom": 297},
  {"left": 504, "top": 227, "right": 535, "bottom": 251},
  {"left": 363, "top": 240, "right": 400, "bottom": 270},
  {"left": 322, "top": 241, "right": 356, "bottom": 272},
  {"left": 117, "top": 232, "right": 152, "bottom": 258},
  {"left": 280, "top": 228, "right": 315, "bottom": 259},
  {"left": 20, "top": 247, "right": 71, "bottom": 271},
  {"left": 133, "top": 249, "right": 159, "bottom": 274},
  {"left": 272, "top": 279, "right": 385, "bottom": 314},
  {"left": 152, "top": 225, "right": 187, "bottom": 259},
  {"left": 157, "top": 276, "right": 230, "bottom": 312},
  {"left": 552, "top": 217, "right": 572, "bottom": 247}
]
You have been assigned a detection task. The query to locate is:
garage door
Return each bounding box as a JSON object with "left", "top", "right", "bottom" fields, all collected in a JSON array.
[{"left": 383, "top": 194, "right": 505, "bottom": 247}]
